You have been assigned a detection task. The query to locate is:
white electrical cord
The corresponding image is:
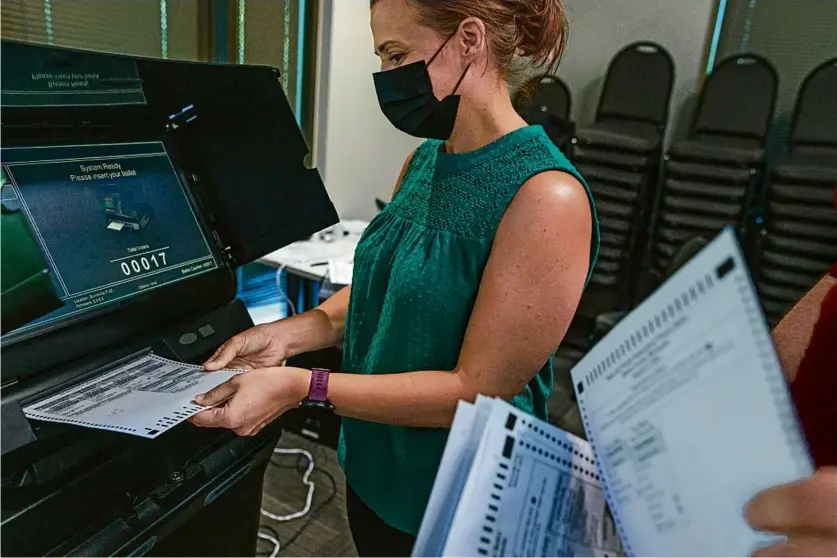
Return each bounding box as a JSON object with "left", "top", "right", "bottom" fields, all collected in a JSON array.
[
  {"left": 275, "top": 262, "right": 338, "bottom": 318},
  {"left": 256, "top": 448, "right": 317, "bottom": 556},
  {"left": 274, "top": 265, "right": 297, "bottom": 317},
  {"left": 256, "top": 531, "right": 281, "bottom": 558},
  {"left": 261, "top": 448, "right": 316, "bottom": 521}
]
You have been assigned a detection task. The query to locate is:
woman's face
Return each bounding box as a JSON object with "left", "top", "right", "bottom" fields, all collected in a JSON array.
[{"left": 370, "top": 0, "right": 465, "bottom": 99}]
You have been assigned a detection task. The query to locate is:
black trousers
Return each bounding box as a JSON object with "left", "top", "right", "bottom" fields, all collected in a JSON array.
[{"left": 346, "top": 483, "right": 416, "bottom": 557}]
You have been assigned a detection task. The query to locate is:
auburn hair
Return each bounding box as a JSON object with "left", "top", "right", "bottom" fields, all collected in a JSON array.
[{"left": 371, "top": 0, "right": 568, "bottom": 76}]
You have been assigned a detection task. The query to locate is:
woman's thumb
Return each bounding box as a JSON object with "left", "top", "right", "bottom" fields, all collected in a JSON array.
[
  {"left": 194, "top": 378, "right": 238, "bottom": 406},
  {"left": 204, "top": 337, "right": 242, "bottom": 371}
]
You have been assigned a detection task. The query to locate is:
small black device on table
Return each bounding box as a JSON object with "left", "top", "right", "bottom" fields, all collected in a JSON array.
[{"left": 0, "top": 41, "right": 338, "bottom": 556}]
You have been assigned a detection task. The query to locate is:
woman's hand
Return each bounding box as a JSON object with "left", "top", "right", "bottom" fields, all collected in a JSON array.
[
  {"left": 189, "top": 367, "right": 311, "bottom": 436},
  {"left": 746, "top": 467, "right": 837, "bottom": 556},
  {"left": 205, "top": 292, "right": 351, "bottom": 372},
  {"left": 204, "top": 323, "right": 291, "bottom": 371}
]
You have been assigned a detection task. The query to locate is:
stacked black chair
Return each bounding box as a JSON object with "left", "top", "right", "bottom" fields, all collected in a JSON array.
[
  {"left": 515, "top": 74, "right": 575, "bottom": 155},
  {"left": 572, "top": 41, "right": 675, "bottom": 317},
  {"left": 553, "top": 43, "right": 674, "bottom": 381},
  {"left": 591, "top": 236, "right": 709, "bottom": 342},
  {"left": 647, "top": 54, "right": 778, "bottom": 285},
  {"left": 757, "top": 58, "right": 837, "bottom": 324}
]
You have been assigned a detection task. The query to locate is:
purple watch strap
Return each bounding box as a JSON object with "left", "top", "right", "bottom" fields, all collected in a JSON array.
[{"left": 308, "top": 368, "right": 330, "bottom": 403}]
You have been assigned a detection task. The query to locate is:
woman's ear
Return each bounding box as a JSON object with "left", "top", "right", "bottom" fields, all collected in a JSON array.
[{"left": 457, "top": 17, "right": 487, "bottom": 60}]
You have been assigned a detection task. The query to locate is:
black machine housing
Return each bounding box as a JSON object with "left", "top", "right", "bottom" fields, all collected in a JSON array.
[{"left": 0, "top": 41, "right": 338, "bottom": 556}]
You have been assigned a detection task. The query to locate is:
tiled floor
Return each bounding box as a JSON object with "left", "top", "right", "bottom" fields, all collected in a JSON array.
[{"left": 259, "top": 432, "right": 356, "bottom": 557}]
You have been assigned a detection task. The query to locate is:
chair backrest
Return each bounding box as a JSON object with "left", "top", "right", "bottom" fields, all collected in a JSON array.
[
  {"left": 692, "top": 54, "right": 778, "bottom": 143},
  {"left": 789, "top": 57, "right": 837, "bottom": 149},
  {"left": 516, "top": 74, "right": 571, "bottom": 122},
  {"left": 664, "top": 237, "right": 709, "bottom": 277},
  {"left": 596, "top": 41, "right": 675, "bottom": 129}
]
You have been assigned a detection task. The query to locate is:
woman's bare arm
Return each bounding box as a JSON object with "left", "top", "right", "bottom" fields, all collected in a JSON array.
[
  {"left": 772, "top": 273, "right": 837, "bottom": 383},
  {"left": 327, "top": 171, "right": 592, "bottom": 427}
]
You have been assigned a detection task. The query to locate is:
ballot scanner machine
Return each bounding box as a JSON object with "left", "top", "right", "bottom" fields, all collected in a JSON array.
[{"left": 0, "top": 41, "right": 338, "bottom": 556}]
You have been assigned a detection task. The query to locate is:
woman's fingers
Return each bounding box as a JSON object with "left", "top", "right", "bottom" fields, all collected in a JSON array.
[
  {"left": 746, "top": 468, "right": 837, "bottom": 534},
  {"left": 189, "top": 406, "right": 229, "bottom": 428},
  {"left": 753, "top": 534, "right": 837, "bottom": 557}
]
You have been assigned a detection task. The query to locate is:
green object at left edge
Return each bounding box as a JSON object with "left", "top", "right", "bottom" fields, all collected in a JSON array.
[{"left": 1, "top": 205, "right": 62, "bottom": 335}]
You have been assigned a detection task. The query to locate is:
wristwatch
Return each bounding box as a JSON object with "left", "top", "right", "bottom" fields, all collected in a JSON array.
[{"left": 300, "top": 368, "right": 333, "bottom": 410}]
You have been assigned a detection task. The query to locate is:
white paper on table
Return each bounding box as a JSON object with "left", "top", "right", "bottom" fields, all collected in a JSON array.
[
  {"left": 327, "top": 257, "right": 354, "bottom": 286},
  {"left": 435, "top": 398, "right": 623, "bottom": 557},
  {"left": 262, "top": 222, "right": 366, "bottom": 268},
  {"left": 340, "top": 219, "right": 369, "bottom": 236},
  {"left": 23, "top": 353, "right": 242, "bottom": 439},
  {"left": 571, "top": 228, "right": 814, "bottom": 557},
  {"left": 414, "top": 396, "right": 494, "bottom": 557},
  {"left": 266, "top": 238, "right": 357, "bottom": 267}
]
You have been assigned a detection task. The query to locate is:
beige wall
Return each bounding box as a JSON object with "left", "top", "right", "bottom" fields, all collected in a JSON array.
[{"left": 313, "top": 0, "right": 421, "bottom": 221}]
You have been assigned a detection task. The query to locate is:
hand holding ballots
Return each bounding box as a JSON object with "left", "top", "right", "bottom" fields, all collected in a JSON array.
[
  {"left": 416, "top": 229, "right": 813, "bottom": 557},
  {"left": 22, "top": 354, "right": 243, "bottom": 439}
]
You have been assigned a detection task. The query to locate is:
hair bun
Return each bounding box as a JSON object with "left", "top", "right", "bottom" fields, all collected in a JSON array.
[
  {"left": 513, "top": 0, "right": 567, "bottom": 70},
  {"left": 380, "top": 0, "right": 569, "bottom": 77}
]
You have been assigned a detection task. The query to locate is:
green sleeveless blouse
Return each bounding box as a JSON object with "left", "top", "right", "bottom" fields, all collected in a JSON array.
[{"left": 338, "top": 125, "right": 599, "bottom": 535}]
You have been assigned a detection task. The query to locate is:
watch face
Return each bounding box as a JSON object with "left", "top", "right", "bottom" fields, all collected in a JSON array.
[{"left": 300, "top": 399, "right": 334, "bottom": 412}]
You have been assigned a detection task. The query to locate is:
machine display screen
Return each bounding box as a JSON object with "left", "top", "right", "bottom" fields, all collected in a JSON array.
[{"left": 1, "top": 141, "right": 219, "bottom": 340}]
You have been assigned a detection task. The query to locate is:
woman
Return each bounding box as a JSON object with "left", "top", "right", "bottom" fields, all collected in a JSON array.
[{"left": 192, "top": 0, "right": 598, "bottom": 555}]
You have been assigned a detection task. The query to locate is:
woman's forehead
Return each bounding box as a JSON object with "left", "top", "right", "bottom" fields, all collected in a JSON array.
[{"left": 371, "top": 0, "right": 439, "bottom": 50}]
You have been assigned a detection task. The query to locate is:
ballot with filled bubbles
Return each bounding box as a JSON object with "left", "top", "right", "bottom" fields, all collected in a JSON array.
[{"left": 416, "top": 229, "right": 813, "bottom": 557}]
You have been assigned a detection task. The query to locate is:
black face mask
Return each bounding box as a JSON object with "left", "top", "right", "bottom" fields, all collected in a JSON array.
[{"left": 373, "top": 34, "right": 471, "bottom": 140}]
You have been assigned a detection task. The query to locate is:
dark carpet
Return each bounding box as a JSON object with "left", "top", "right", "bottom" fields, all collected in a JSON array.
[{"left": 258, "top": 432, "right": 357, "bottom": 557}]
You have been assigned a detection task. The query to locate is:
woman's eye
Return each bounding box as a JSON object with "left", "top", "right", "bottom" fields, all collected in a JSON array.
[{"left": 389, "top": 53, "right": 405, "bottom": 65}]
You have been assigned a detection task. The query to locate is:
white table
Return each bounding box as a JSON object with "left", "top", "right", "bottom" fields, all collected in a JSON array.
[
  {"left": 258, "top": 235, "right": 359, "bottom": 283},
  {"left": 247, "top": 221, "right": 366, "bottom": 319},
  {"left": 256, "top": 220, "right": 367, "bottom": 285}
]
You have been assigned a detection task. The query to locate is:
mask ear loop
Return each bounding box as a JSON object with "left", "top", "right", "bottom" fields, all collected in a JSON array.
[
  {"left": 427, "top": 31, "right": 457, "bottom": 67},
  {"left": 427, "top": 29, "right": 472, "bottom": 97},
  {"left": 450, "top": 62, "right": 472, "bottom": 95}
]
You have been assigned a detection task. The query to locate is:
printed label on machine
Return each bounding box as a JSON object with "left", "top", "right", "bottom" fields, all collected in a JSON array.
[{"left": 23, "top": 353, "right": 241, "bottom": 439}]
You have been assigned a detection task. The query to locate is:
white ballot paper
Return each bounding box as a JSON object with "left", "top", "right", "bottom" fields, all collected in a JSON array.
[
  {"left": 415, "top": 396, "right": 624, "bottom": 557},
  {"left": 414, "top": 397, "right": 494, "bottom": 557},
  {"left": 23, "top": 353, "right": 242, "bottom": 439},
  {"left": 571, "top": 228, "right": 814, "bottom": 556}
]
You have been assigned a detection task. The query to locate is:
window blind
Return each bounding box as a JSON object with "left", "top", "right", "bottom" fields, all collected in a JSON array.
[
  {"left": 2, "top": 0, "right": 315, "bottom": 134},
  {"left": 236, "top": 0, "right": 303, "bottom": 112},
  {"left": 1, "top": 0, "right": 200, "bottom": 61}
]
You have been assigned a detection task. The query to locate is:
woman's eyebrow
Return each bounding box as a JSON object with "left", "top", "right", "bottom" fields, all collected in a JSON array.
[{"left": 376, "top": 40, "right": 398, "bottom": 54}]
